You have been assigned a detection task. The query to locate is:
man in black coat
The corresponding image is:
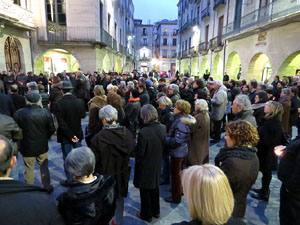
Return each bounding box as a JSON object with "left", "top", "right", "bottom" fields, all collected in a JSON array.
[
  {"left": 138, "top": 84, "right": 150, "bottom": 106},
  {"left": 0, "top": 92, "right": 15, "bottom": 116},
  {"left": 0, "top": 136, "right": 64, "bottom": 225},
  {"left": 14, "top": 93, "right": 55, "bottom": 193},
  {"left": 54, "top": 81, "right": 86, "bottom": 185},
  {"left": 16, "top": 71, "right": 28, "bottom": 95},
  {"left": 8, "top": 84, "right": 26, "bottom": 111},
  {"left": 278, "top": 137, "right": 300, "bottom": 225},
  {"left": 91, "top": 105, "right": 135, "bottom": 225}
]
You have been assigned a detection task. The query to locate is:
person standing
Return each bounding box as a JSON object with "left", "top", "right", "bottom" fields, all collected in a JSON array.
[
  {"left": 54, "top": 80, "right": 86, "bottom": 186},
  {"left": 8, "top": 84, "right": 26, "bottom": 111},
  {"left": 14, "top": 93, "right": 55, "bottom": 193}
]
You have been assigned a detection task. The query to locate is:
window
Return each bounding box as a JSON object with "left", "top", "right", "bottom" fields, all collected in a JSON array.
[
  {"left": 163, "top": 38, "right": 168, "bottom": 46},
  {"left": 189, "top": 37, "right": 191, "bottom": 49},
  {"left": 108, "top": 14, "right": 111, "bottom": 33},
  {"left": 143, "top": 38, "right": 147, "bottom": 46},
  {"left": 143, "top": 28, "right": 147, "bottom": 35},
  {"left": 14, "top": 0, "right": 21, "bottom": 6},
  {"left": 162, "top": 50, "right": 168, "bottom": 58},
  {"left": 172, "top": 38, "right": 177, "bottom": 46},
  {"left": 173, "top": 29, "right": 177, "bottom": 36},
  {"left": 185, "top": 40, "right": 187, "bottom": 50},
  {"left": 120, "top": 28, "right": 122, "bottom": 43},
  {"left": 100, "top": 3, "right": 103, "bottom": 28},
  {"left": 46, "top": 0, "right": 66, "bottom": 25},
  {"left": 115, "top": 22, "right": 117, "bottom": 39},
  {"left": 163, "top": 28, "right": 168, "bottom": 36},
  {"left": 172, "top": 50, "right": 176, "bottom": 58}
]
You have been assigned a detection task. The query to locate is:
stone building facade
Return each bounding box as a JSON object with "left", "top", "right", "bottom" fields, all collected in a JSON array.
[{"left": 177, "top": 0, "right": 300, "bottom": 81}]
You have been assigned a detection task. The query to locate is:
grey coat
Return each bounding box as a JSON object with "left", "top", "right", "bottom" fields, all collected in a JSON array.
[
  {"left": 233, "top": 110, "right": 257, "bottom": 127},
  {"left": 211, "top": 87, "right": 228, "bottom": 121}
]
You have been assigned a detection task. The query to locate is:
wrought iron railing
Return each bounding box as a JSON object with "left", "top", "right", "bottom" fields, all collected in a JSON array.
[
  {"left": 223, "top": 0, "right": 300, "bottom": 38},
  {"left": 213, "top": 0, "right": 226, "bottom": 10},
  {"left": 198, "top": 42, "right": 209, "bottom": 55},
  {"left": 210, "top": 36, "right": 223, "bottom": 51},
  {"left": 201, "top": 7, "right": 210, "bottom": 20}
]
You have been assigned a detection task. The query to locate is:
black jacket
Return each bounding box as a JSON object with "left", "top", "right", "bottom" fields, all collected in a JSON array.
[
  {"left": 215, "top": 146, "right": 259, "bottom": 217},
  {"left": 124, "top": 100, "right": 141, "bottom": 134},
  {"left": 257, "top": 118, "right": 284, "bottom": 172},
  {"left": 289, "top": 95, "right": 300, "bottom": 126},
  {"left": 159, "top": 106, "right": 174, "bottom": 132},
  {"left": 54, "top": 94, "right": 86, "bottom": 144},
  {"left": 91, "top": 125, "right": 135, "bottom": 198},
  {"left": 0, "top": 180, "right": 64, "bottom": 225},
  {"left": 9, "top": 93, "right": 26, "bottom": 111},
  {"left": 139, "top": 90, "right": 150, "bottom": 106},
  {"left": 49, "top": 84, "right": 63, "bottom": 113},
  {"left": 134, "top": 122, "right": 166, "bottom": 189},
  {"left": 0, "top": 92, "right": 15, "bottom": 116},
  {"left": 57, "top": 175, "right": 116, "bottom": 225},
  {"left": 14, "top": 105, "right": 55, "bottom": 157},
  {"left": 0, "top": 114, "right": 22, "bottom": 141}
]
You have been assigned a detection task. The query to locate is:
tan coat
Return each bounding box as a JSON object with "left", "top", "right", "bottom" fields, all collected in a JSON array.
[{"left": 188, "top": 110, "right": 210, "bottom": 165}]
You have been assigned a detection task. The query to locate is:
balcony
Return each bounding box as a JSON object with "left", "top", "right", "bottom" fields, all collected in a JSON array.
[
  {"left": 37, "top": 27, "right": 113, "bottom": 47},
  {"left": 180, "top": 21, "right": 192, "bottom": 33},
  {"left": 201, "top": 7, "right": 210, "bottom": 20},
  {"left": 0, "top": 0, "right": 34, "bottom": 29},
  {"left": 163, "top": 32, "right": 168, "bottom": 36},
  {"left": 190, "top": 46, "right": 198, "bottom": 56},
  {"left": 140, "top": 57, "right": 151, "bottom": 61},
  {"left": 172, "top": 30, "right": 178, "bottom": 36},
  {"left": 198, "top": 42, "right": 209, "bottom": 55},
  {"left": 222, "top": 0, "right": 300, "bottom": 40},
  {"left": 182, "top": 49, "right": 190, "bottom": 57},
  {"left": 140, "top": 42, "right": 148, "bottom": 46},
  {"left": 209, "top": 36, "right": 223, "bottom": 52},
  {"left": 213, "top": 0, "right": 226, "bottom": 10}
]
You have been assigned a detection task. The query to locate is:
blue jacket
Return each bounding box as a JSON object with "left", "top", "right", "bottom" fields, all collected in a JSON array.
[{"left": 166, "top": 113, "right": 196, "bottom": 158}]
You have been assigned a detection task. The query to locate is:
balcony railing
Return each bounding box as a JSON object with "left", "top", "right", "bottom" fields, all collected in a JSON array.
[
  {"left": 140, "top": 42, "right": 148, "bottom": 46},
  {"left": 180, "top": 21, "right": 192, "bottom": 33},
  {"left": 198, "top": 42, "right": 209, "bottom": 55},
  {"left": 190, "top": 46, "right": 198, "bottom": 56},
  {"left": 213, "top": 0, "right": 226, "bottom": 10},
  {"left": 37, "top": 27, "right": 113, "bottom": 47},
  {"left": 210, "top": 36, "right": 223, "bottom": 52},
  {"left": 201, "top": 7, "right": 210, "bottom": 20},
  {"left": 223, "top": 0, "right": 300, "bottom": 38},
  {"left": 163, "top": 32, "right": 168, "bottom": 36},
  {"left": 182, "top": 49, "right": 190, "bottom": 57}
]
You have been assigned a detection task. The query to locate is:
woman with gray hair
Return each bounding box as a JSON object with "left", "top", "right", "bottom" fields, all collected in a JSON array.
[
  {"left": 57, "top": 146, "right": 116, "bottom": 225},
  {"left": 91, "top": 105, "right": 135, "bottom": 225},
  {"left": 168, "top": 84, "right": 181, "bottom": 106},
  {"left": 188, "top": 99, "right": 210, "bottom": 165},
  {"left": 134, "top": 104, "right": 166, "bottom": 222}
]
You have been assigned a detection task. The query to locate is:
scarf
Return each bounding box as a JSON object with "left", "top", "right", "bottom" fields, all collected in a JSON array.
[
  {"left": 128, "top": 97, "right": 140, "bottom": 102},
  {"left": 279, "top": 95, "right": 290, "bottom": 104}
]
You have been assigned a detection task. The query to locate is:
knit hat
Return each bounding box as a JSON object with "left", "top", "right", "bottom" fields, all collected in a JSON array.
[{"left": 25, "top": 93, "right": 41, "bottom": 103}]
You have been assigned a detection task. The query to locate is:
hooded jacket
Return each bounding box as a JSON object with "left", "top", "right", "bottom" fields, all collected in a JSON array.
[
  {"left": 0, "top": 180, "right": 64, "bottom": 225},
  {"left": 57, "top": 175, "right": 116, "bottom": 225},
  {"left": 166, "top": 114, "right": 196, "bottom": 158},
  {"left": 91, "top": 125, "right": 135, "bottom": 198}
]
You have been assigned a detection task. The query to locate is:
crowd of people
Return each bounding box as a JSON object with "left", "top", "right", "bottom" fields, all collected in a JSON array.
[{"left": 0, "top": 69, "right": 300, "bottom": 225}]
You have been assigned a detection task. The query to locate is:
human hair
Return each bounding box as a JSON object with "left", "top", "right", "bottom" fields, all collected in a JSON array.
[
  {"left": 181, "top": 164, "right": 234, "bottom": 225},
  {"left": 225, "top": 120, "right": 259, "bottom": 147},
  {"left": 175, "top": 100, "right": 191, "bottom": 115},
  {"left": 157, "top": 96, "right": 172, "bottom": 107},
  {"left": 0, "top": 135, "right": 14, "bottom": 177},
  {"left": 107, "top": 84, "right": 118, "bottom": 92},
  {"left": 291, "top": 86, "right": 299, "bottom": 96},
  {"left": 65, "top": 147, "right": 95, "bottom": 179},
  {"left": 159, "top": 78, "right": 166, "bottom": 83},
  {"left": 131, "top": 88, "right": 140, "bottom": 98},
  {"left": 234, "top": 94, "right": 252, "bottom": 111},
  {"left": 169, "top": 84, "right": 179, "bottom": 93},
  {"left": 27, "top": 81, "right": 38, "bottom": 90},
  {"left": 93, "top": 85, "right": 105, "bottom": 96},
  {"left": 9, "top": 84, "right": 18, "bottom": 93},
  {"left": 140, "top": 104, "right": 158, "bottom": 124},
  {"left": 215, "top": 80, "right": 223, "bottom": 86},
  {"left": 195, "top": 99, "right": 209, "bottom": 112},
  {"left": 38, "top": 84, "right": 45, "bottom": 91},
  {"left": 107, "top": 93, "right": 122, "bottom": 110},
  {"left": 281, "top": 88, "right": 291, "bottom": 96},
  {"left": 255, "top": 91, "right": 268, "bottom": 103},
  {"left": 258, "top": 84, "right": 267, "bottom": 91},
  {"left": 250, "top": 80, "right": 258, "bottom": 89},
  {"left": 265, "top": 101, "right": 283, "bottom": 120},
  {"left": 99, "top": 104, "right": 118, "bottom": 124},
  {"left": 194, "top": 78, "right": 205, "bottom": 89}
]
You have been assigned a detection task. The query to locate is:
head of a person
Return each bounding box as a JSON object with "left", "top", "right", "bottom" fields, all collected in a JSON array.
[
  {"left": 65, "top": 147, "right": 95, "bottom": 181},
  {"left": 181, "top": 164, "right": 234, "bottom": 225},
  {"left": 188, "top": 76, "right": 194, "bottom": 84},
  {"left": 175, "top": 100, "right": 191, "bottom": 115},
  {"left": 168, "top": 84, "right": 179, "bottom": 95},
  {"left": 138, "top": 84, "right": 146, "bottom": 93},
  {"left": 9, "top": 84, "right": 18, "bottom": 94},
  {"left": 277, "top": 81, "right": 285, "bottom": 90},
  {"left": 242, "top": 85, "right": 249, "bottom": 93},
  {"left": 229, "top": 79, "right": 236, "bottom": 87},
  {"left": 159, "top": 78, "right": 166, "bottom": 85},
  {"left": 93, "top": 85, "right": 105, "bottom": 97},
  {"left": 130, "top": 88, "right": 140, "bottom": 99},
  {"left": 25, "top": 93, "right": 41, "bottom": 106},
  {"left": 231, "top": 94, "right": 251, "bottom": 115},
  {"left": 38, "top": 84, "right": 45, "bottom": 92},
  {"left": 213, "top": 80, "right": 222, "bottom": 90},
  {"left": 264, "top": 101, "right": 283, "bottom": 120},
  {"left": 225, "top": 120, "right": 259, "bottom": 148},
  {"left": 280, "top": 88, "right": 291, "bottom": 98},
  {"left": 140, "top": 104, "right": 158, "bottom": 124},
  {"left": 249, "top": 80, "right": 258, "bottom": 91},
  {"left": 107, "top": 84, "right": 118, "bottom": 94},
  {"left": 99, "top": 104, "right": 118, "bottom": 125},
  {"left": 157, "top": 96, "right": 172, "bottom": 109},
  {"left": 194, "top": 99, "right": 208, "bottom": 112},
  {"left": 291, "top": 86, "right": 298, "bottom": 97},
  {"left": 257, "top": 84, "right": 267, "bottom": 92},
  {"left": 0, "top": 135, "right": 16, "bottom": 178},
  {"left": 60, "top": 80, "right": 74, "bottom": 94},
  {"left": 107, "top": 93, "right": 122, "bottom": 110},
  {"left": 27, "top": 81, "right": 38, "bottom": 92},
  {"left": 192, "top": 79, "right": 205, "bottom": 89},
  {"left": 255, "top": 91, "right": 268, "bottom": 104},
  {"left": 274, "top": 75, "right": 279, "bottom": 82}
]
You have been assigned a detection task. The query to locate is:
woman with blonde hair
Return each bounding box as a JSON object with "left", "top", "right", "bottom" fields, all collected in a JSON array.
[
  {"left": 251, "top": 101, "right": 284, "bottom": 201},
  {"left": 173, "top": 164, "right": 247, "bottom": 225},
  {"left": 188, "top": 99, "right": 210, "bottom": 165}
]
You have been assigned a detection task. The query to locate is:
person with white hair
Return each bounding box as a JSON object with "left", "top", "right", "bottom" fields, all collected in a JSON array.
[
  {"left": 168, "top": 84, "right": 181, "bottom": 106},
  {"left": 231, "top": 94, "right": 257, "bottom": 127},
  {"left": 57, "top": 147, "right": 116, "bottom": 225},
  {"left": 211, "top": 80, "right": 228, "bottom": 142},
  {"left": 188, "top": 99, "right": 210, "bottom": 165},
  {"left": 90, "top": 105, "right": 135, "bottom": 225},
  {"left": 106, "top": 84, "right": 118, "bottom": 94}
]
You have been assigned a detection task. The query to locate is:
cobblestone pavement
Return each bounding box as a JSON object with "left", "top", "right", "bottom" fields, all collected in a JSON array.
[{"left": 16, "top": 117, "right": 284, "bottom": 225}]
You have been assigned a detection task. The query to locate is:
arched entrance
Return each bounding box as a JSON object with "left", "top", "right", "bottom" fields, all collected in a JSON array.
[
  {"left": 191, "top": 57, "right": 198, "bottom": 76},
  {"left": 4, "top": 36, "right": 22, "bottom": 72},
  {"left": 278, "top": 51, "right": 300, "bottom": 77},
  {"left": 34, "top": 49, "right": 80, "bottom": 74},
  {"left": 226, "top": 51, "right": 241, "bottom": 80},
  {"left": 248, "top": 53, "right": 271, "bottom": 81},
  {"left": 200, "top": 58, "right": 209, "bottom": 77},
  {"left": 103, "top": 54, "right": 112, "bottom": 73},
  {"left": 213, "top": 54, "right": 223, "bottom": 80}
]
